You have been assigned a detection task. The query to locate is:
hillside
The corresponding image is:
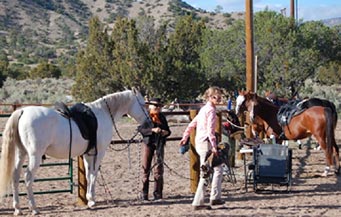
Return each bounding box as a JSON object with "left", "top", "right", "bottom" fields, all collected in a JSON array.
[
  {"left": 0, "top": 0, "right": 339, "bottom": 78},
  {"left": 322, "top": 17, "right": 341, "bottom": 27},
  {"left": 0, "top": 0, "right": 241, "bottom": 43},
  {"left": 0, "top": 0, "right": 243, "bottom": 72}
]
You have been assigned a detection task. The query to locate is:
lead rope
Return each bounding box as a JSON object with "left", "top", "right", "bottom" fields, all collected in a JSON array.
[
  {"left": 102, "top": 97, "right": 126, "bottom": 141},
  {"left": 224, "top": 116, "right": 245, "bottom": 129},
  {"left": 98, "top": 166, "right": 114, "bottom": 204},
  {"left": 100, "top": 95, "right": 152, "bottom": 202}
]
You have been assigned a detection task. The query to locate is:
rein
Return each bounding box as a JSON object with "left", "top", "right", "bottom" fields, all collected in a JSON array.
[
  {"left": 102, "top": 97, "right": 139, "bottom": 142},
  {"left": 102, "top": 94, "right": 151, "bottom": 148}
]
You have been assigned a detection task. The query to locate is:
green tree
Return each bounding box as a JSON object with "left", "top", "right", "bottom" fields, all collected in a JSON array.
[
  {"left": 72, "top": 17, "right": 114, "bottom": 102},
  {"left": 298, "top": 21, "right": 341, "bottom": 64},
  {"left": 29, "top": 60, "right": 61, "bottom": 79},
  {"left": 165, "top": 16, "right": 206, "bottom": 100},
  {"left": 316, "top": 61, "right": 341, "bottom": 85},
  {"left": 200, "top": 19, "right": 246, "bottom": 91},
  {"left": 252, "top": 11, "right": 318, "bottom": 97},
  {"left": 110, "top": 17, "right": 150, "bottom": 90},
  {"left": 142, "top": 23, "right": 170, "bottom": 98},
  {"left": 0, "top": 53, "right": 8, "bottom": 87},
  {"left": 0, "top": 35, "right": 7, "bottom": 48}
]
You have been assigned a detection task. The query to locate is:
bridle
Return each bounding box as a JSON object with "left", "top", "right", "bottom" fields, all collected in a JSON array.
[{"left": 102, "top": 94, "right": 152, "bottom": 142}]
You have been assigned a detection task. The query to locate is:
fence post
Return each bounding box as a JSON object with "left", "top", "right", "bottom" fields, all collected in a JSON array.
[
  {"left": 189, "top": 110, "right": 200, "bottom": 193},
  {"left": 77, "top": 156, "right": 87, "bottom": 205}
]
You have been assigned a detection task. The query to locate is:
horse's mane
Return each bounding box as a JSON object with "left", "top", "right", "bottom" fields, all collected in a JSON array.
[
  {"left": 255, "top": 94, "right": 279, "bottom": 109},
  {"left": 241, "top": 91, "right": 278, "bottom": 109},
  {"left": 90, "top": 90, "right": 134, "bottom": 114}
]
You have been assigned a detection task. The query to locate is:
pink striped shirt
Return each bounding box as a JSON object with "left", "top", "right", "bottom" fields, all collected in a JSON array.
[{"left": 182, "top": 101, "right": 217, "bottom": 148}]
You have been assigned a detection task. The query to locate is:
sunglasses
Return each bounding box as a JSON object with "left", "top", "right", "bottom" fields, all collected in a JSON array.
[{"left": 212, "top": 95, "right": 222, "bottom": 101}]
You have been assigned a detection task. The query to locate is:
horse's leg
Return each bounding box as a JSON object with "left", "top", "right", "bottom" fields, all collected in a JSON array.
[
  {"left": 297, "top": 140, "right": 302, "bottom": 149},
  {"left": 315, "top": 135, "right": 333, "bottom": 177},
  {"left": 24, "top": 155, "right": 41, "bottom": 215},
  {"left": 332, "top": 138, "right": 340, "bottom": 174},
  {"left": 315, "top": 139, "right": 330, "bottom": 177},
  {"left": 12, "top": 148, "right": 26, "bottom": 216},
  {"left": 83, "top": 152, "right": 105, "bottom": 208}
]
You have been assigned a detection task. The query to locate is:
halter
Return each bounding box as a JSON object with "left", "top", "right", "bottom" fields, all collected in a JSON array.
[{"left": 102, "top": 94, "right": 152, "bottom": 142}]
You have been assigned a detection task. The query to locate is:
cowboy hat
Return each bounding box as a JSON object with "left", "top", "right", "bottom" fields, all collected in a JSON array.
[{"left": 146, "top": 97, "right": 163, "bottom": 106}]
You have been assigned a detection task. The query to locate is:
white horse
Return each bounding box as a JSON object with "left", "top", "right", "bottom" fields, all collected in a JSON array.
[{"left": 0, "top": 89, "right": 151, "bottom": 215}]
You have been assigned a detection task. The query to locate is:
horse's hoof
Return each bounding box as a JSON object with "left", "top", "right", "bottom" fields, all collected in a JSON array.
[
  {"left": 31, "top": 209, "right": 40, "bottom": 215},
  {"left": 13, "top": 209, "right": 23, "bottom": 216},
  {"left": 321, "top": 171, "right": 328, "bottom": 177},
  {"left": 87, "top": 200, "right": 95, "bottom": 208}
]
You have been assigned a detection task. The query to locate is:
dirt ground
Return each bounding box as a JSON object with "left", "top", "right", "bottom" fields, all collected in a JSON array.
[{"left": 1, "top": 118, "right": 341, "bottom": 216}]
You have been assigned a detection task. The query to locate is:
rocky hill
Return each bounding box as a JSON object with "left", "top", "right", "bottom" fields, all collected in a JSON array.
[
  {"left": 0, "top": 0, "right": 241, "bottom": 43},
  {"left": 322, "top": 17, "right": 341, "bottom": 27},
  {"left": 0, "top": 0, "right": 338, "bottom": 72},
  {"left": 0, "top": 0, "right": 243, "bottom": 71}
]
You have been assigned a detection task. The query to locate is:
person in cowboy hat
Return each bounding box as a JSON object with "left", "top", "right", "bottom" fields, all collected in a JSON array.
[{"left": 138, "top": 97, "right": 171, "bottom": 201}]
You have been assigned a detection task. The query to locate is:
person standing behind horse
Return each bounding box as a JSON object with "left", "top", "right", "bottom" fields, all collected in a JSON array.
[
  {"left": 138, "top": 98, "right": 171, "bottom": 201},
  {"left": 179, "top": 86, "right": 225, "bottom": 210}
]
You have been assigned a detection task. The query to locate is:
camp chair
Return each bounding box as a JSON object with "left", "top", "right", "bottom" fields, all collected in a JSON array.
[{"left": 251, "top": 144, "right": 292, "bottom": 192}]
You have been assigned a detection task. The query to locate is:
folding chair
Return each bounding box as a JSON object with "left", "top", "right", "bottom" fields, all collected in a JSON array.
[{"left": 251, "top": 144, "right": 292, "bottom": 192}]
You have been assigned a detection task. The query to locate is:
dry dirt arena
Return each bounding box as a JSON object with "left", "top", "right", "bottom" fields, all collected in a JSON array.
[{"left": 1, "top": 117, "right": 341, "bottom": 217}]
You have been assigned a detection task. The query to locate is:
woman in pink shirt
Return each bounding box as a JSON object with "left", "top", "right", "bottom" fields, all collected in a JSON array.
[{"left": 179, "top": 86, "right": 224, "bottom": 210}]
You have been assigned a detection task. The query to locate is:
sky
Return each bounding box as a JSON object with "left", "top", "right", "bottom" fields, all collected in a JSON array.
[{"left": 185, "top": 0, "right": 341, "bottom": 21}]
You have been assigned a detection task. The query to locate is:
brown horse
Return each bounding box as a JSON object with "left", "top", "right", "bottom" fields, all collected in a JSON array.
[
  {"left": 235, "top": 91, "right": 339, "bottom": 176},
  {"left": 250, "top": 91, "right": 290, "bottom": 140},
  {"left": 250, "top": 116, "right": 275, "bottom": 138}
]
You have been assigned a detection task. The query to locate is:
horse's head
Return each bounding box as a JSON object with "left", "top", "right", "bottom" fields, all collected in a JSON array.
[
  {"left": 235, "top": 91, "right": 258, "bottom": 122},
  {"left": 127, "top": 88, "right": 152, "bottom": 127}
]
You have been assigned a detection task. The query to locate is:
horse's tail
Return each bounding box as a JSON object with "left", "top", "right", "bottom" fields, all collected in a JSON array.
[
  {"left": 324, "top": 107, "right": 334, "bottom": 158},
  {"left": 0, "top": 109, "right": 23, "bottom": 199},
  {"left": 330, "top": 102, "right": 338, "bottom": 130}
]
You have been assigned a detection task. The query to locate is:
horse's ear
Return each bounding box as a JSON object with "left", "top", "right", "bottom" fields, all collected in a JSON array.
[
  {"left": 253, "top": 93, "right": 258, "bottom": 100},
  {"left": 132, "top": 87, "right": 139, "bottom": 95}
]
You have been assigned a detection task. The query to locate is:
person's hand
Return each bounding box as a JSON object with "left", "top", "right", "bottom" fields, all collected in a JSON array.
[
  {"left": 179, "top": 138, "right": 187, "bottom": 146},
  {"left": 152, "top": 127, "right": 161, "bottom": 134},
  {"left": 212, "top": 146, "right": 218, "bottom": 156},
  {"left": 161, "top": 130, "right": 168, "bottom": 136}
]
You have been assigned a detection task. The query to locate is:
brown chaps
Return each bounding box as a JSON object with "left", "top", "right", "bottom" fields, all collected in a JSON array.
[{"left": 141, "top": 142, "right": 164, "bottom": 200}]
